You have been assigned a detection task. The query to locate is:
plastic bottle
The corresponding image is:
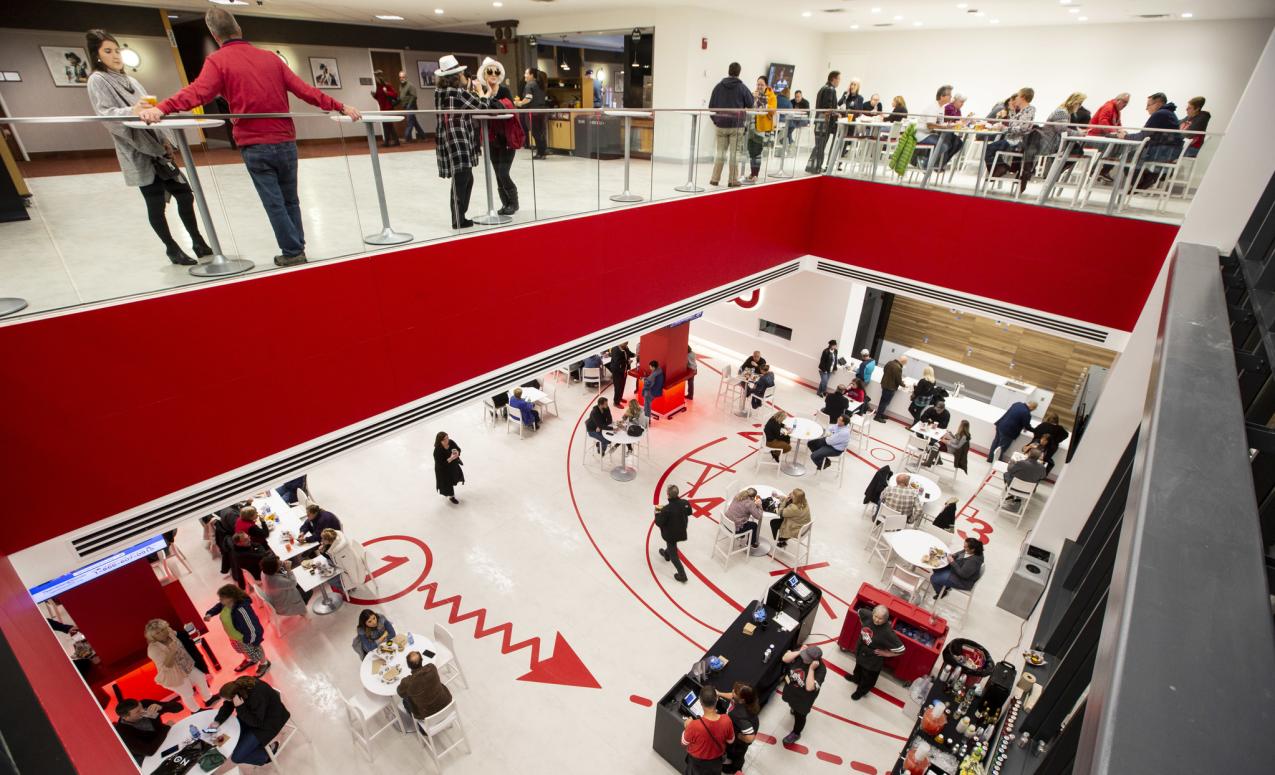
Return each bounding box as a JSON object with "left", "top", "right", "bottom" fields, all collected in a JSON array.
[
  {"left": 956, "top": 716, "right": 970, "bottom": 735},
  {"left": 939, "top": 664, "right": 952, "bottom": 682},
  {"left": 763, "top": 644, "right": 774, "bottom": 663}
]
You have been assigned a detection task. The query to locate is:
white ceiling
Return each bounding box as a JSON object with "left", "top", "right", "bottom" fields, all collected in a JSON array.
[{"left": 83, "top": 0, "right": 1275, "bottom": 35}]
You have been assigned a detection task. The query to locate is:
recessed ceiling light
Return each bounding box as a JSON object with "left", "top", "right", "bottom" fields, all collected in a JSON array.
[
  {"left": 492, "top": 1, "right": 503, "bottom": 6},
  {"left": 434, "top": 7, "right": 444, "bottom": 14},
  {"left": 851, "top": 24, "right": 860, "bottom": 29},
  {"left": 913, "top": 21, "right": 923, "bottom": 26},
  {"left": 375, "top": 14, "right": 404, "bottom": 20},
  {"left": 208, "top": 0, "right": 249, "bottom": 5},
  {"left": 167, "top": 13, "right": 179, "bottom": 18},
  {"left": 1068, "top": 7, "right": 1080, "bottom": 12},
  {"left": 802, "top": 10, "right": 812, "bottom": 17},
  {"left": 120, "top": 48, "right": 141, "bottom": 68},
  {"left": 956, "top": 2, "right": 968, "bottom": 7},
  {"left": 1181, "top": 12, "right": 1194, "bottom": 18},
  {"left": 1078, "top": 16, "right": 1088, "bottom": 21}
]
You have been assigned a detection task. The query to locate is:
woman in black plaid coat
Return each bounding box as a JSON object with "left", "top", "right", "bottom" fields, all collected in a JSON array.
[{"left": 433, "top": 60, "right": 501, "bottom": 229}]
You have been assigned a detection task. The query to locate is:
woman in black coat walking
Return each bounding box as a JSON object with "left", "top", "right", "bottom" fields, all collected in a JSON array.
[
  {"left": 211, "top": 676, "right": 290, "bottom": 766},
  {"left": 434, "top": 431, "right": 464, "bottom": 504},
  {"left": 654, "top": 484, "right": 690, "bottom": 583}
]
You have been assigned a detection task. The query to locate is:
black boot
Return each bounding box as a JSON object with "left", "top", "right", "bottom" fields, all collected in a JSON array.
[
  {"left": 166, "top": 243, "right": 197, "bottom": 265},
  {"left": 191, "top": 237, "right": 213, "bottom": 258},
  {"left": 497, "top": 189, "right": 519, "bottom": 216}
]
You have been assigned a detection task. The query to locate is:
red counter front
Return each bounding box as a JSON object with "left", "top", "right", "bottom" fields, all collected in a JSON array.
[{"left": 838, "top": 583, "right": 948, "bottom": 683}]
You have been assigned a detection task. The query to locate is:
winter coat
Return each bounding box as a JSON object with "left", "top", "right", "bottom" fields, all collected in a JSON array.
[
  {"left": 655, "top": 497, "right": 691, "bottom": 543},
  {"left": 708, "top": 76, "right": 755, "bottom": 128},
  {"left": 323, "top": 530, "right": 371, "bottom": 593},
  {"left": 775, "top": 498, "right": 811, "bottom": 541},
  {"left": 864, "top": 466, "right": 893, "bottom": 505},
  {"left": 433, "top": 87, "right": 500, "bottom": 178}
]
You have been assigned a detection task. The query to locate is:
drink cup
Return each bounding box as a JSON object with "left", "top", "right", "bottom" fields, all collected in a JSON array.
[{"left": 143, "top": 94, "right": 157, "bottom": 106}]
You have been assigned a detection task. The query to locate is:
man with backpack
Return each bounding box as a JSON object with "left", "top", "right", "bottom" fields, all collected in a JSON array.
[{"left": 708, "top": 62, "right": 756, "bottom": 187}]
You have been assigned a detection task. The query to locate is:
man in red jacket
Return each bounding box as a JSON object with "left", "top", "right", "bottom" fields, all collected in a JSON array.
[
  {"left": 138, "top": 8, "right": 361, "bottom": 266},
  {"left": 1086, "top": 92, "right": 1129, "bottom": 137}
]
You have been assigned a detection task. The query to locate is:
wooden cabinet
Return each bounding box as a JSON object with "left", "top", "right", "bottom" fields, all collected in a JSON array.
[{"left": 548, "top": 118, "right": 574, "bottom": 151}]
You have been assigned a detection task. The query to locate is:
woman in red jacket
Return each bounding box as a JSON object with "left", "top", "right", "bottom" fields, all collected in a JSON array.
[{"left": 372, "top": 72, "right": 400, "bottom": 147}]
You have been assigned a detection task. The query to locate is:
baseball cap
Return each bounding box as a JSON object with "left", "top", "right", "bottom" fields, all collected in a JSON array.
[{"left": 800, "top": 645, "right": 823, "bottom": 663}]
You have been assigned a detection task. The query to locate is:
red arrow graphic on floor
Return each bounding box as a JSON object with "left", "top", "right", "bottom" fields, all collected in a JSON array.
[
  {"left": 370, "top": 554, "right": 410, "bottom": 578},
  {"left": 416, "top": 581, "right": 601, "bottom": 689}
]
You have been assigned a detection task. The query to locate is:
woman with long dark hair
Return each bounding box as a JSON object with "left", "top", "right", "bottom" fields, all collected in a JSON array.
[
  {"left": 353, "top": 609, "right": 396, "bottom": 657},
  {"left": 84, "top": 28, "right": 210, "bottom": 265},
  {"left": 432, "top": 55, "right": 500, "bottom": 229},
  {"left": 434, "top": 431, "right": 464, "bottom": 504},
  {"left": 514, "top": 67, "right": 549, "bottom": 159},
  {"left": 930, "top": 537, "right": 985, "bottom": 598},
  {"left": 721, "top": 682, "right": 760, "bottom": 774},
  {"left": 210, "top": 676, "right": 291, "bottom": 766}
]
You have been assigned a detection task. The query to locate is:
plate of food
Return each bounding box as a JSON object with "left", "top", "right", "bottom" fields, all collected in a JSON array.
[{"left": 380, "top": 665, "right": 401, "bottom": 683}]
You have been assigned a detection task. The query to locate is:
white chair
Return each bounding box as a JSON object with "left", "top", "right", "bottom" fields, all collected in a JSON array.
[
  {"left": 412, "top": 699, "right": 471, "bottom": 772},
  {"left": 263, "top": 718, "right": 309, "bottom": 770},
  {"left": 712, "top": 514, "right": 752, "bottom": 569},
  {"left": 202, "top": 519, "right": 220, "bottom": 558},
  {"left": 432, "top": 624, "right": 469, "bottom": 690},
  {"left": 260, "top": 595, "right": 306, "bottom": 637},
  {"left": 540, "top": 385, "right": 560, "bottom": 418},
  {"left": 716, "top": 366, "right": 742, "bottom": 410},
  {"left": 480, "top": 397, "right": 501, "bottom": 428},
  {"left": 581, "top": 432, "right": 607, "bottom": 467},
  {"left": 771, "top": 520, "right": 812, "bottom": 567},
  {"left": 754, "top": 440, "right": 784, "bottom": 473},
  {"left": 930, "top": 566, "right": 983, "bottom": 627},
  {"left": 505, "top": 403, "right": 532, "bottom": 438},
  {"left": 902, "top": 432, "right": 928, "bottom": 472},
  {"left": 864, "top": 503, "right": 903, "bottom": 545},
  {"left": 549, "top": 365, "right": 572, "bottom": 384},
  {"left": 867, "top": 513, "right": 906, "bottom": 567},
  {"left": 850, "top": 412, "right": 871, "bottom": 451},
  {"left": 581, "top": 366, "right": 604, "bottom": 390},
  {"left": 813, "top": 449, "right": 847, "bottom": 486},
  {"left": 157, "top": 541, "right": 192, "bottom": 581},
  {"left": 921, "top": 521, "right": 955, "bottom": 542},
  {"left": 883, "top": 565, "right": 926, "bottom": 603},
  {"left": 998, "top": 479, "right": 1039, "bottom": 527},
  {"left": 344, "top": 692, "right": 400, "bottom": 763}
]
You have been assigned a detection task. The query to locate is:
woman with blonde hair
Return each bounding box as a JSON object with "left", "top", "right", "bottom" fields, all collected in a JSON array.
[
  {"left": 764, "top": 409, "right": 792, "bottom": 462},
  {"left": 145, "top": 618, "right": 212, "bottom": 710},
  {"left": 909, "top": 365, "right": 938, "bottom": 421},
  {"left": 770, "top": 488, "right": 811, "bottom": 548}
]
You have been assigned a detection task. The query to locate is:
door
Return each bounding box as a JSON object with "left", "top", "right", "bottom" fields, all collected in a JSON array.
[{"left": 369, "top": 50, "right": 405, "bottom": 95}]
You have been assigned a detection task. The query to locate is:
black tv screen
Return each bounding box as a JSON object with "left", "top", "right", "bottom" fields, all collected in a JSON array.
[{"left": 767, "top": 63, "right": 795, "bottom": 94}]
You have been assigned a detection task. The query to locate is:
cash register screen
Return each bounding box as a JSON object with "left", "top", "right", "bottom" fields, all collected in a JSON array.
[
  {"left": 681, "top": 690, "right": 704, "bottom": 717},
  {"left": 786, "top": 575, "right": 813, "bottom": 599}
]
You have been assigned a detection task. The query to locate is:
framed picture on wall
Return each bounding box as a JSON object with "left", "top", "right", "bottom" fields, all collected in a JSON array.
[
  {"left": 309, "top": 57, "right": 341, "bottom": 89},
  {"left": 417, "top": 59, "right": 438, "bottom": 88},
  {"left": 40, "top": 46, "right": 90, "bottom": 87}
]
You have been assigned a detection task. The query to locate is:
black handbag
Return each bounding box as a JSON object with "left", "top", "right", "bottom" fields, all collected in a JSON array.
[
  {"left": 153, "top": 155, "right": 184, "bottom": 182},
  {"left": 627, "top": 424, "right": 645, "bottom": 437}
]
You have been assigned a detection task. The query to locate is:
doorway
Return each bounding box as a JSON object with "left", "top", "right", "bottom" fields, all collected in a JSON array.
[{"left": 369, "top": 49, "right": 405, "bottom": 88}]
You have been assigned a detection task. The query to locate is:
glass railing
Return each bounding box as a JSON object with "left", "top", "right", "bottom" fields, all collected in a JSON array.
[
  {"left": 820, "top": 107, "right": 1220, "bottom": 221},
  {"left": 0, "top": 107, "right": 1220, "bottom": 319}
]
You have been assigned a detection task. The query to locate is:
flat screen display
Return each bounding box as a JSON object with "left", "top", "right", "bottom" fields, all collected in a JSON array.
[
  {"left": 29, "top": 534, "right": 168, "bottom": 602},
  {"left": 767, "top": 63, "right": 795, "bottom": 94}
]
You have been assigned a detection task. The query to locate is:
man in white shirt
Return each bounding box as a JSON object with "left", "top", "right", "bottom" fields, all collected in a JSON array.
[
  {"left": 914, "top": 84, "right": 961, "bottom": 169},
  {"left": 807, "top": 414, "right": 851, "bottom": 470}
]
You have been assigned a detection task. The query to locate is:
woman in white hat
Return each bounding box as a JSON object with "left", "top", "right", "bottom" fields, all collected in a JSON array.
[
  {"left": 433, "top": 54, "right": 500, "bottom": 228},
  {"left": 479, "top": 57, "right": 520, "bottom": 215}
]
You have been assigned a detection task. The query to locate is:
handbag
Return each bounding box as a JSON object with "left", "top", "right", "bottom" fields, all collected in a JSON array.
[
  {"left": 627, "top": 424, "right": 645, "bottom": 437},
  {"left": 153, "top": 155, "right": 184, "bottom": 183}
]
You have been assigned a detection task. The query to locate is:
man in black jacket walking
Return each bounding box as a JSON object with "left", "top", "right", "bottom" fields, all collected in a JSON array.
[
  {"left": 817, "top": 339, "right": 839, "bottom": 397},
  {"left": 708, "top": 62, "right": 756, "bottom": 187},
  {"left": 655, "top": 484, "right": 691, "bottom": 582},
  {"left": 806, "top": 71, "right": 841, "bottom": 173}
]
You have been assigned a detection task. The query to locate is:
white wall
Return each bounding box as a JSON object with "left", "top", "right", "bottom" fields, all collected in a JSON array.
[
  {"left": 823, "top": 18, "right": 1274, "bottom": 172},
  {"left": 0, "top": 27, "right": 182, "bottom": 154},
  {"left": 1176, "top": 27, "right": 1275, "bottom": 253},
  {"left": 695, "top": 268, "right": 864, "bottom": 383}
]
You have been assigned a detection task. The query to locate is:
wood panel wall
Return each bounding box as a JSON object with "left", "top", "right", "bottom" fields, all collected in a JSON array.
[{"left": 883, "top": 297, "right": 1118, "bottom": 428}]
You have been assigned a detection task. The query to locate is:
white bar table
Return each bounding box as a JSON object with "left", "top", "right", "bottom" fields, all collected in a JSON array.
[
  {"left": 673, "top": 110, "right": 705, "bottom": 193},
  {"left": 296, "top": 561, "right": 344, "bottom": 615},
  {"left": 1037, "top": 134, "right": 1144, "bottom": 215},
  {"left": 0, "top": 298, "right": 27, "bottom": 318},
  {"left": 332, "top": 114, "right": 412, "bottom": 245},
  {"left": 602, "top": 430, "right": 642, "bottom": 481},
  {"left": 125, "top": 118, "right": 254, "bottom": 278},
  {"left": 472, "top": 113, "right": 515, "bottom": 225},
  {"left": 782, "top": 417, "right": 825, "bottom": 477},
  {"left": 606, "top": 110, "right": 652, "bottom": 203}
]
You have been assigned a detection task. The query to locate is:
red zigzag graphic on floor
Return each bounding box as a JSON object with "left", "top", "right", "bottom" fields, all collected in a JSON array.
[{"left": 415, "top": 581, "right": 601, "bottom": 689}]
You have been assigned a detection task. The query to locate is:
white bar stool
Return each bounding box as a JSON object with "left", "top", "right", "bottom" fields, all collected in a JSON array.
[{"left": 332, "top": 114, "right": 412, "bottom": 245}]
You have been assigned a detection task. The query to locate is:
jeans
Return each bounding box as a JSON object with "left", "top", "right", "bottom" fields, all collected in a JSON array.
[
  {"left": 230, "top": 729, "right": 270, "bottom": 766},
  {"left": 138, "top": 176, "right": 203, "bottom": 250},
  {"left": 736, "top": 521, "right": 759, "bottom": 548},
  {"left": 711, "top": 127, "right": 746, "bottom": 184},
  {"left": 875, "top": 388, "right": 896, "bottom": 420},
  {"left": 642, "top": 393, "right": 654, "bottom": 416},
  {"left": 381, "top": 121, "right": 399, "bottom": 146},
  {"left": 987, "top": 430, "right": 1015, "bottom": 462},
  {"left": 687, "top": 375, "right": 695, "bottom": 399},
  {"left": 747, "top": 132, "right": 764, "bottom": 177},
  {"left": 808, "top": 438, "right": 843, "bottom": 469},
  {"left": 664, "top": 539, "right": 686, "bottom": 576},
  {"left": 807, "top": 129, "right": 832, "bottom": 172},
  {"left": 449, "top": 167, "right": 475, "bottom": 227},
  {"left": 1184, "top": 145, "right": 1200, "bottom": 158},
  {"left": 984, "top": 137, "right": 1020, "bottom": 170},
  {"left": 916, "top": 134, "right": 962, "bottom": 169},
  {"left": 241, "top": 142, "right": 303, "bottom": 256},
  {"left": 817, "top": 370, "right": 832, "bottom": 396},
  {"left": 403, "top": 113, "right": 425, "bottom": 142},
  {"left": 587, "top": 429, "right": 610, "bottom": 454},
  {"left": 930, "top": 567, "right": 960, "bottom": 597}
]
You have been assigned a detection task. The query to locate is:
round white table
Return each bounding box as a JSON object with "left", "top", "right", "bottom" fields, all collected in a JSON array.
[
  {"left": 138, "top": 709, "right": 240, "bottom": 774},
  {"left": 733, "top": 374, "right": 759, "bottom": 417},
  {"left": 781, "top": 417, "right": 825, "bottom": 477},
  {"left": 907, "top": 473, "right": 942, "bottom": 504},
  {"left": 122, "top": 118, "right": 254, "bottom": 278},
  {"left": 359, "top": 632, "right": 454, "bottom": 697},
  {"left": 602, "top": 429, "right": 642, "bottom": 481},
  {"left": 331, "top": 113, "right": 412, "bottom": 244},
  {"left": 740, "top": 484, "right": 783, "bottom": 557},
  {"left": 472, "top": 113, "right": 516, "bottom": 224},
  {"left": 884, "top": 529, "right": 953, "bottom": 574},
  {"left": 605, "top": 109, "right": 653, "bottom": 202}
]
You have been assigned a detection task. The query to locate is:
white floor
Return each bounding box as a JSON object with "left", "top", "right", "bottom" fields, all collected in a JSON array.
[{"left": 120, "top": 347, "right": 1045, "bottom": 774}]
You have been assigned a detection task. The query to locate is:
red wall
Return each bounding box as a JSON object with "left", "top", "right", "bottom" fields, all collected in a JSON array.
[
  {"left": 809, "top": 177, "right": 1177, "bottom": 331},
  {"left": 0, "top": 177, "right": 1176, "bottom": 554},
  {"left": 0, "top": 555, "right": 136, "bottom": 772}
]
